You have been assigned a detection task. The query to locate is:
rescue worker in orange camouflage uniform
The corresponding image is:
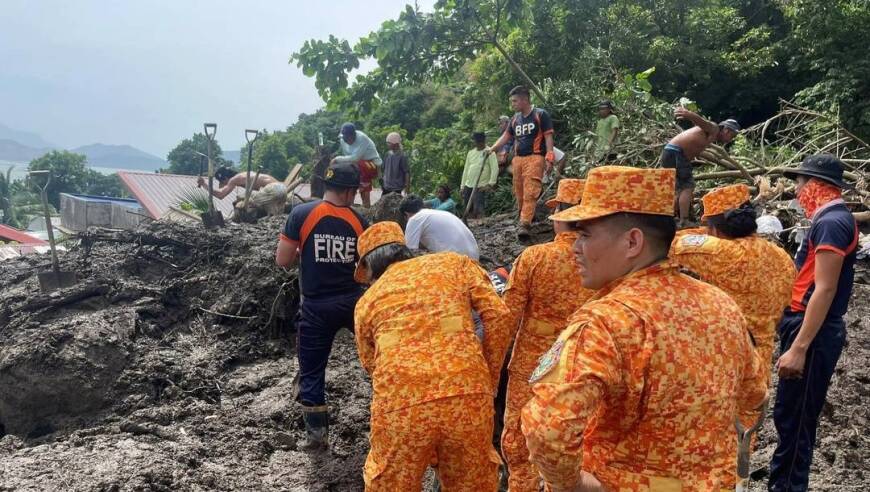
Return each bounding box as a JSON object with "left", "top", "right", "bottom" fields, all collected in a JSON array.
[
  {"left": 520, "top": 166, "right": 768, "bottom": 491},
  {"left": 353, "top": 221, "right": 512, "bottom": 491},
  {"left": 671, "top": 184, "right": 795, "bottom": 434},
  {"left": 501, "top": 178, "right": 595, "bottom": 492}
]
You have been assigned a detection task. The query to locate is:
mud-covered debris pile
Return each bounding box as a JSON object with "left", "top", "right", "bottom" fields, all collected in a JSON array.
[{"left": 0, "top": 217, "right": 301, "bottom": 437}]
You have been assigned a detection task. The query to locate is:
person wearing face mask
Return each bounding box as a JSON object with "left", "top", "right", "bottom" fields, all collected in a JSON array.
[
  {"left": 768, "top": 154, "right": 858, "bottom": 492},
  {"left": 519, "top": 166, "right": 766, "bottom": 491}
]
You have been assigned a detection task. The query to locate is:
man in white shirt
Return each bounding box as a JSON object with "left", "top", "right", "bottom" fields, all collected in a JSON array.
[{"left": 399, "top": 195, "right": 480, "bottom": 261}]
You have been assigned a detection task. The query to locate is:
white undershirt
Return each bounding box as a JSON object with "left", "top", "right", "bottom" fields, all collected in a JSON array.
[{"left": 404, "top": 209, "right": 480, "bottom": 260}]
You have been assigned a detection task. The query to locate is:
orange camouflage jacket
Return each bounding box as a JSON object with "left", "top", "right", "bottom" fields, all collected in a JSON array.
[
  {"left": 354, "top": 252, "right": 512, "bottom": 414},
  {"left": 520, "top": 261, "right": 767, "bottom": 491},
  {"left": 503, "top": 232, "right": 595, "bottom": 377},
  {"left": 671, "top": 230, "right": 795, "bottom": 368}
]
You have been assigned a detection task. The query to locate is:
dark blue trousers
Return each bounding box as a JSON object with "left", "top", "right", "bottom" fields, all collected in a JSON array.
[
  {"left": 769, "top": 311, "right": 846, "bottom": 491},
  {"left": 295, "top": 290, "right": 362, "bottom": 406}
]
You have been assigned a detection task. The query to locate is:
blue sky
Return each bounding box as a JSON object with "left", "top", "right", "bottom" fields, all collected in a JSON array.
[{"left": 0, "top": 0, "right": 431, "bottom": 157}]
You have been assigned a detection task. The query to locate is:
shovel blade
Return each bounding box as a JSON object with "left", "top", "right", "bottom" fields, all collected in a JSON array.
[
  {"left": 200, "top": 210, "right": 225, "bottom": 228},
  {"left": 38, "top": 270, "right": 78, "bottom": 293}
]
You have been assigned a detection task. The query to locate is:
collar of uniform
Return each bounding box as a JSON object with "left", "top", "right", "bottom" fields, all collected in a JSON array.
[
  {"left": 554, "top": 231, "right": 578, "bottom": 244},
  {"left": 593, "top": 259, "right": 678, "bottom": 299}
]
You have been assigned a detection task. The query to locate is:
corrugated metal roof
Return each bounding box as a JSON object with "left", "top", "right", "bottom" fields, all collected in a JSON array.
[
  {"left": 0, "top": 224, "right": 48, "bottom": 245},
  {"left": 118, "top": 171, "right": 236, "bottom": 219}
]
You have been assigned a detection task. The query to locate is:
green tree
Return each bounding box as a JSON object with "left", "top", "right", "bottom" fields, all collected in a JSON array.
[
  {"left": 0, "top": 166, "right": 15, "bottom": 226},
  {"left": 784, "top": 0, "right": 870, "bottom": 139},
  {"left": 28, "top": 151, "right": 90, "bottom": 209},
  {"left": 165, "top": 133, "right": 229, "bottom": 175},
  {"left": 83, "top": 171, "right": 125, "bottom": 198},
  {"left": 292, "top": 0, "right": 540, "bottom": 114},
  {"left": 239, "top": 130, "right": 314, "bottom": 180}
]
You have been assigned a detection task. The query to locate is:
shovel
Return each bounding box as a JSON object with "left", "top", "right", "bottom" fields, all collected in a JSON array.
[
  {"left": 242, "top": 129, "right": 260, "bottom": 209},
  {"left": 29, "top": 170, "right": 77, "bottom": 293},
  {"left": 200, "top": 122, "right": 225, "bottom": 228},
  {"left": 735, "top": 398, "right": 769, "bottom": 491}
]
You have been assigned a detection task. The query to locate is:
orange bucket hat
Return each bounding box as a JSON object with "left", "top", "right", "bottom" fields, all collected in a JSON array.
[
  {"left": 545, "top": 179, "right": 585, "bottom": 209},
  {"left": 550, "top": 166, "right": 675, "bottom": 222},
  {"left": 354, "top": 221, "right": 406, "bottom": 283},
  {"left": 701, "top": 184, "right": 750, "bottom": 220}
]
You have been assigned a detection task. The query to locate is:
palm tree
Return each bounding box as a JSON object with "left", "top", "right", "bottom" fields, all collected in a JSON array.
[
  {"left": 0, "top": 166, "right": 17, "bottom": 226},
  {"left": 0, "top": 167, "right": 46, "bottom": 229}
]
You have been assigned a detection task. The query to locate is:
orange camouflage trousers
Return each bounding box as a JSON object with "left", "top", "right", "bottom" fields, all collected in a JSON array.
[
  {"left": 502, "top": 369, "right": 542, "bottom": 492},
  {"left": 512, "top": 155, "right": 545, "bottom": 224},
  {"left": 363, "top": 394, "right": 502, "bottom": 491}
]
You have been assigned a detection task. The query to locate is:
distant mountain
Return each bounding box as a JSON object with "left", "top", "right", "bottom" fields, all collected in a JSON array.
[
  {"left": 0, "top": 123, "right": 56, "bottom": 149},
  {"left": 223, "top": 150, "right": 241, "bottom": 164},
  {"left": 72, "top": 144, "right": 165, "bottom": 171},
  {"left": 0, "top": 139, "right": 50, "bottom": 162}
]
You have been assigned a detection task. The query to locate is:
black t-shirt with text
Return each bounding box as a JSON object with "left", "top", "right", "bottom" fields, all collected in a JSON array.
[
  {"left": 505, "top": 107, "right": 554, "bottom": 156},
  {"left": 281, "top": 199, "right": 369, "bottom": 298}
]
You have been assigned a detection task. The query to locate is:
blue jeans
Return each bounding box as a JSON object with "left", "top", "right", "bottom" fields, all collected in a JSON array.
[
  {"left": 295, "top": 290, "right": 362, "bottom": 406},
  {"left": 769, "top": 311, "right": 846, "bottom": 491}
]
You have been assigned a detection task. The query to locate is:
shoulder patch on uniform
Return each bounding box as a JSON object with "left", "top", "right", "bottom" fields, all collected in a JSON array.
[
  {"left": 529, "top": 339, "right": 565, "bottom": 383},
  {"left": 681, "top": 234, "right": 709, "bottom": 247}
]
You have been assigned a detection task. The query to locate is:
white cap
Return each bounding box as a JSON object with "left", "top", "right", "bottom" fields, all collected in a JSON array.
[{"left": 386, "top": 132, "right": 402, "bottom": 144}]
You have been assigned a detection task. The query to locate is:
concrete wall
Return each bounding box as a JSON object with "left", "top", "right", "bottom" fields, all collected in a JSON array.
[{"left": 60, "top": 194, "right": 146, "bottom": 231}]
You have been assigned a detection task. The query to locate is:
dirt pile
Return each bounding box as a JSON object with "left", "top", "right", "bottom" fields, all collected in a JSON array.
[{"left": 0, "top": 210, "right": 868, "bottom": 491}]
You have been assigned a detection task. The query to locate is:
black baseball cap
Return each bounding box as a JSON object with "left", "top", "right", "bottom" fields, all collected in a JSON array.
[
  {"left": 472, "top": 132, "right": 486, "bottom": 142},
  {"left": 340, "top": 123, "right": 356, "bottom": 140},
  {"left": 783, "top": 153, "right": 853, "bottom": 189},
  {"left": 718, "top": 119, "right": 740, "bottom": 132},
  {"left": 598, "top": 100, "right": 614, "bottom": 110},
  {"left": 323, "top": 163, "right": 360, "bottom": 189}
]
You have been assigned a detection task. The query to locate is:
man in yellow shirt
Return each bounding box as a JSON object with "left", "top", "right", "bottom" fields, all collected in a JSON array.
[{"left": 461, "top": 132, "right": 499, "bottom": 219}]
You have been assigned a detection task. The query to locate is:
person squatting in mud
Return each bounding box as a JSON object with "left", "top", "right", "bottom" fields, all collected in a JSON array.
[
  {"left": 353, "top": 221, "right": 512, "bottom": 490},
  {"left": 274, "top": 163, "right": 369, "bottom": 452},
  {"left": 332, "top": 122, "right": 382, "bottom": 209},
  {"left": 200, "top": 167, "right": 288, "bottom": 216}
]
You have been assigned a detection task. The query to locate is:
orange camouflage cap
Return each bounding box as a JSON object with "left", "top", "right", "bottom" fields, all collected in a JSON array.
[
  {"left": 550, "top": 166, "right": 675, "bottom": 222},
  {"left": 354, "top": 221, "right": 406, "bottom": 283},
  {"left": 701, "top": 184, "right": 750, "bottom": 220},
  {"left": 545, "top": 179, "right": 585, "bottom": 209}
]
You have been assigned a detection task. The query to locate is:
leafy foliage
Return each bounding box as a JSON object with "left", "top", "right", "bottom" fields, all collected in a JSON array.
[
  {"left": 28, "top": 151, "right": 89, "bottom": 209},
  {"left": 177, "top": 188, "right": 211, "bottom": 214},
  {"left": 166, "top": 133, "right": 229, "bottom": 176},
  {"left": 282, "top": 0, "right": 870, "bottom": 215}
]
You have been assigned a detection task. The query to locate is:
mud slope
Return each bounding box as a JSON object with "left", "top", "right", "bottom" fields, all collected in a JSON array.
[{"left": 0, "top": 213, "right": 867, "bottom": 491}]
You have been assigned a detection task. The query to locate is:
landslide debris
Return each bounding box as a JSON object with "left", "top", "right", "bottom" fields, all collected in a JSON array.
[{"left": 0, "top": 210, "right": 867, "bottom": 491}]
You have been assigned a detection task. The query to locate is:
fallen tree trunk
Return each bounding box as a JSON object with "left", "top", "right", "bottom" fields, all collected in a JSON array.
[{"left": 695, "top": 167, "right": 862, "bottom": 182}]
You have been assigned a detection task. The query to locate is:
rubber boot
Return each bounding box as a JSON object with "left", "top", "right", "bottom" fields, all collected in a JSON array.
[
  {"left": 517, "top": 222, "right": 531, "bottom": 239},
  {"left": 299, "top": 404, "right": 329, "bottom": 453}
]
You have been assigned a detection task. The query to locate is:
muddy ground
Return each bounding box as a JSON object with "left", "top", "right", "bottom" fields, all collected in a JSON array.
[{"left": 0, "top": 207, "right": 867, "bottom": 491}]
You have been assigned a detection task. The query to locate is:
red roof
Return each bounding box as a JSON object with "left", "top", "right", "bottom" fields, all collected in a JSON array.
[
  {"left": 117, "top": 171, "right": 237, "bottom": 219},
  {"left": 0, "top": 224, "right": 48, "bottom": 245}
]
